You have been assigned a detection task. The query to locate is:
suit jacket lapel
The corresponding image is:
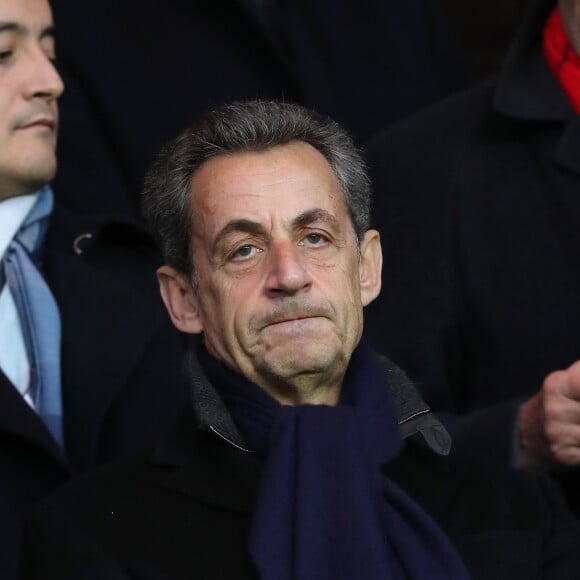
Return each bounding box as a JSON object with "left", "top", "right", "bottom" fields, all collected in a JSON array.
[{"left": 0, "top": 368, "right": 72, "bottom": 475}]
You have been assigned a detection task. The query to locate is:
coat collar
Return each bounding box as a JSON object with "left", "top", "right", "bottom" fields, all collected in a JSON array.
[
  {"left": 493, "top": 0, "right": 570, "bottom": 121},
  {"left": 188, "top": 343, "right": 450, "bottom": 454},
  {"left": 153, "top": 341, "right": 451, "bottom": 468},
  {"left": 149, "top": 346, "right": 454, "bottom": 514},
  {"left": 44, "top": 203, "right": 155, "bottom": 254},
  {"left": 492, "top": 0, "right": 580, "bottom": 176}
]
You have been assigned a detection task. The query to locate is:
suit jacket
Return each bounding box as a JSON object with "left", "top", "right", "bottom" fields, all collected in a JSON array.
[
  {"left": 49, "top": 0, "right": 470, "bottom": 217},
  {"left": 363, "top": 0, "right": 580, "bottom": 511},
  {"left": 19, "top": 351, "right": 580, "bottom": 579},
  {"left": 0, "top": 204, "right": 188, "bottom": 580}
]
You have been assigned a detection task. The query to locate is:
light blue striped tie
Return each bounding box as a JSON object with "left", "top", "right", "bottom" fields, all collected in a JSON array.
[{"left": 1, "top": 187, "right": 63, "bottom": 447}]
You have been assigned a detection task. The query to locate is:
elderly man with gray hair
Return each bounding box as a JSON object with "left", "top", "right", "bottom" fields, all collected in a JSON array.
[{"left": 21, "top": 101, "right": 580, "bottom": 579}]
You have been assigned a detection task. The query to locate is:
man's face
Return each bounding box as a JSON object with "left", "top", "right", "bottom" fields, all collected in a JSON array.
[
  {"left": 0, "top": 0, "right": 63, "bottom": 200},
  {"left": 160, "top": 141, "right": 382, "bottom": 402}
]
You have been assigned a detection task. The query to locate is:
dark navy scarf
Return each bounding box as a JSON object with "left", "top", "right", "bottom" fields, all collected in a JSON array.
[{"left": 198, "top": 339, "right": 470, "bottom": 580}]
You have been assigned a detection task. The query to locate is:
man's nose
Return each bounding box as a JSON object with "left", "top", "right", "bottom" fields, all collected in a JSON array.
[
  {"left": 265, "top": 241, "right": 312, "bottom": 295},
  {"left": 24, "top": 50, "right": 64, "bottom": 101}
]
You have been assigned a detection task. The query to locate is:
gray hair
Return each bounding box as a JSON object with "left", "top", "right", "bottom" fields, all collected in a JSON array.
[{"left": 141, "top": 100, "right": 371, "bottom": 280}]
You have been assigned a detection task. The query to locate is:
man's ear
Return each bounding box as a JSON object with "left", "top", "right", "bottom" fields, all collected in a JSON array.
[
  {"left": 358, "top": 229, "right": 382, "bottom": 307},
  {"left": 157, "top": 266, "right": 204, "bottom": 334}
]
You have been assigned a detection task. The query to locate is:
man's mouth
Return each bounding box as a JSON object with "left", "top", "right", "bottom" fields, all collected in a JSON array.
[
  {"left": 272, "top": 315, "right": 308, "bottom": 324},
  {"left": 17, "top": 117, "right": 56, "bottom": 131},
  {"left": 254, "top": 303, "right": 333, "bottom": 332},
  {"left": 262, "top": 314, "right": 327, "bottom": 331}
]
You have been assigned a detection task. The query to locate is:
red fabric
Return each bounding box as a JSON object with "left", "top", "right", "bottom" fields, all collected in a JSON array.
[{"left": 543, "top": 7, "right": 580, "bottom": 113}]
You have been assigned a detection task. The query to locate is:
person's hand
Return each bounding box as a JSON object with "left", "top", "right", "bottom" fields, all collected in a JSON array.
[{"left": 519, "top": 360, "right": 580, "bottom": 468}]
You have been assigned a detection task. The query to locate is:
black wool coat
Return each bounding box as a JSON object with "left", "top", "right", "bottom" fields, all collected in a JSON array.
[
  {"left": 0, "top": 205, "right": 188, "bottom": 580},
  {"left": 364, "top": 0, "right": 580, "bottom": 511},
  {"left": 19, "top": 353, "right": 580, "bottom": 580}
]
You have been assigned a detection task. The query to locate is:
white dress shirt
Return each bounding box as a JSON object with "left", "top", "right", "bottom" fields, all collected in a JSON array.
[{"left": 0, "top": 193, "right": 38, "bottom": 407}]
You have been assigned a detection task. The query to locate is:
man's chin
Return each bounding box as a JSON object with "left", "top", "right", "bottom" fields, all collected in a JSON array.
[
  {"left": 6, "top": 152, "right": 56, "bottom": 185},
  {"left": 258, "top": 340, "right": 342, "bottom": 380}
]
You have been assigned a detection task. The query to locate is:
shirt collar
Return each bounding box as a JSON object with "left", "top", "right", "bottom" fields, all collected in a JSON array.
[{"left": 0, "top": 193, "right": 38, "bottom": 262}]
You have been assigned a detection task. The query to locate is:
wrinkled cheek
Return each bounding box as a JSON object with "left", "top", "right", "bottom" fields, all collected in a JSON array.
[
  {"left": 341, "top": 304, "right": 364, "bottom": 345},
  {"left": 232, "top": 317, "right": 260, "bottom": 359}
]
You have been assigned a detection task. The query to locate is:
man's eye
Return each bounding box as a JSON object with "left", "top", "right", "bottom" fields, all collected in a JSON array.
[
  {"left": 232, "top": 245, "right": 261, "bottom": 261},
  {"left": 301, "top": 233, "right": 326, "bottom": 246},
  {"left": 0, "top": 50, "right": 13, "bottom": 62}
]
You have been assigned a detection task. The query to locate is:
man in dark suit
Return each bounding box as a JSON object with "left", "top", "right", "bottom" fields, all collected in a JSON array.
[
  {"left": 364, "top": 0, "right": 580, "bottom": 515},
  {"left": 20, "top": 101, "right": 580, "bottom": 579},
  {"left": 0, "top": 1, "right": 188, "bottom": 578}
]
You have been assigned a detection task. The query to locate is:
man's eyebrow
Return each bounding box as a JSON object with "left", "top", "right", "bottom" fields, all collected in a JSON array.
[
  {"left": 292, "top": 208, "right": 340, "bottom": 230},
  {"left": 213, "top": 219, "right": 269, "bottom": 249},
  {"left": 0, "top": 23, "right": 55, "bottom": 40},
  {"left": 0, "top": 22, "right": 23, "bottom": 35}
]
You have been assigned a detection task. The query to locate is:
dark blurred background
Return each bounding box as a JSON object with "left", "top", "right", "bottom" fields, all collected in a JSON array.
[
  {"left": 439, "top": 0, "right": 533, "bottom": 76},
  {"left": 50, "top": 0, "right": 537, "bottom": 218}
]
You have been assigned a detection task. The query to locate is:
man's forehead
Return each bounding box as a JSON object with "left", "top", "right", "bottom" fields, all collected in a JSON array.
[
  {"left": 189, "top": 143, "right": 346, "bottom": 231},
  {"left": 0, "top": 0, "right": 54, "bottom": 34},
  {"left": 191, "top": 143, "right": 340, "bottom": 201}
]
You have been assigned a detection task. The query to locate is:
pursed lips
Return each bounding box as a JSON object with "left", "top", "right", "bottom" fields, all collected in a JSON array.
[
  {"left": 17, "top": 116, "right": 56, "bottom": 130},
  {"left": 260, "top": 313, "right": 329, "bottom": 331},
  {"left": 253, "top": 301, "right": 334, "bottom": 332}
]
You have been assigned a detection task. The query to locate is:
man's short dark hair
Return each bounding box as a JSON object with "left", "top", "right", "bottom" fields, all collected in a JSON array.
[{"left": 142, "top": 100, "right": 372, "bottom": 280}]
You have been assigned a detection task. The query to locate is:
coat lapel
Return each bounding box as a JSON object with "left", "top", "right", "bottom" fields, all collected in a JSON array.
[
  {"left": 492, "top": 1, "right": 580, "bottom": 179},
  {"left": 44, "top": 249, "right": 169, "bottom": 471},
  {"left": 150, "top": 408, "right": 262, "bottom": 514},
  {"left": 0, "top": 368, "right": 72, "bottom": 475},
  {"left": 41, "top": 206, "right": 173, "bottom": 471}
]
